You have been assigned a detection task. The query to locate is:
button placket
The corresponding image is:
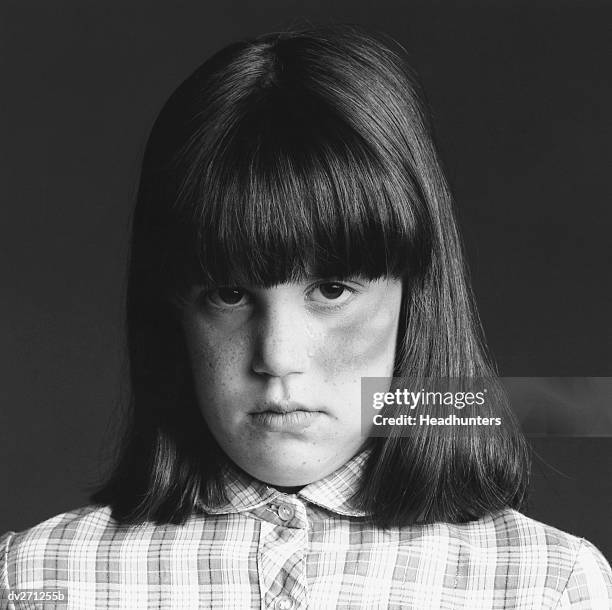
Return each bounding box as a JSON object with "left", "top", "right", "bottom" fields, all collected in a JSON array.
[{"left": 257, "top": 500, "right": 309, "bottom": 609}]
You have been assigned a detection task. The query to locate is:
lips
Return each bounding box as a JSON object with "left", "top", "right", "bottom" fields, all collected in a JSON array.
[
  {"left": 250, "top": 401, "right": 324, "bottom": 431},
  {"left": 252, "top": 400, "right": 319, "bottom": 415}
]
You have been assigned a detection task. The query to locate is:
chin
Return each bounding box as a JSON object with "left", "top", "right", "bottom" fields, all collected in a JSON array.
[
  {"left": 240, "top": 449, "right": 355, "bottom": 488},
  {"left": 223, "top": 436, "right": 363, "bottom": 487},
  {"left": 229, "top": 451, "right": 322, "bottom": 487}
]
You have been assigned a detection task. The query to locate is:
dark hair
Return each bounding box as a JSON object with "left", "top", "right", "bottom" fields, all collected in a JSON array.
[{"left": 91, "top": 25, "right": 529, "bottom": 526}]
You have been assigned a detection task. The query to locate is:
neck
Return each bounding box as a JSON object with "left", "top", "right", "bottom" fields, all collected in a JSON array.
[{"left": 270, "top": 484, "right": 304, "bottom": 495}]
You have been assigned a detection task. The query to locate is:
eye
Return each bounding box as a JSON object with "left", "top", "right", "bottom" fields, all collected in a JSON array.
[
  {"left": 205, "top": 287, "right": 249, "bottom": 307},
  {"left": 308, "top": 281, "right": 358, "bottom": 307},
  {"left": 317, "top": 282, "right": 348, "bottom": 300}
]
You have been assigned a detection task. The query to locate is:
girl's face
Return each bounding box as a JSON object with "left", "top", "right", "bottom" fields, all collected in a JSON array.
[{"left": 181, "top": 275, "right": 402, "bottom": 487}]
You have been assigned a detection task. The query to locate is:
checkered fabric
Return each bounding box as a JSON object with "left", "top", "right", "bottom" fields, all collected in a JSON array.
[{"left": 1, "top": 451, "right": 611, "bottom": 609}]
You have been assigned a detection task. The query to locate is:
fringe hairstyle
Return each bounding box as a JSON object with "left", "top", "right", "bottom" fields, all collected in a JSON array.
[{"left": 91, "top": 25, "right": 529, "bottom": 526}]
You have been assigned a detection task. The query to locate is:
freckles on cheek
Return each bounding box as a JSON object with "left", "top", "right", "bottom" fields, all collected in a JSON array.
[{"left": 183, "top": 319, "right": 250, "bottom": 383}]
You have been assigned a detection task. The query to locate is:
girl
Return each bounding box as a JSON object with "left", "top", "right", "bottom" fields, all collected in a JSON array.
[{"left": 1, "top": 25, "right": 610, "bottom": 609}]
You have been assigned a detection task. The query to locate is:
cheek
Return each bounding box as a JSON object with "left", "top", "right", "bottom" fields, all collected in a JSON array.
[
  {"left": 318, "top": 301, "right": 400, "bottom": 377},
  {"left": 182, "top": 318, "right": 250, "bottom": 397}
]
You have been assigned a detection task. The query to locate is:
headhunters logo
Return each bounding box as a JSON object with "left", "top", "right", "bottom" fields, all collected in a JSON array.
[{"left": 361, "top": 377, "right": 503, "bottom": 436}]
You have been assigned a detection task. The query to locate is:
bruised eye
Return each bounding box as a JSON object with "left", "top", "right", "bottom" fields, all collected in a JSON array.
[
  {"left": 308, "top": 281, "right": 359, "bottom": 306},
  {"left": 317, "top": 282, "right": 347, "bottom": 300},
  {"left": 206, "top": 287, "right": 248, "bottom": 307}
]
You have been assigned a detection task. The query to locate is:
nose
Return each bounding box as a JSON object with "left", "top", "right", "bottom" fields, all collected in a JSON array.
[{"left": 251, "top": 300, "right": 311, "bottom": 378}]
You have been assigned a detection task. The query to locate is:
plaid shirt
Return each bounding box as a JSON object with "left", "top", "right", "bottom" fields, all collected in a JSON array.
[{"left": 2, "top": 451, "right": 611, "bottom": 609}]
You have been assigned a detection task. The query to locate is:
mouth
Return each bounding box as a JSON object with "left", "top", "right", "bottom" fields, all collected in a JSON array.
[
  {"left": 252, "top": 400, "right": 320, "bottom": 415},
  {"left": 250, "top": 401, "right": 324, "bottom": 431}
]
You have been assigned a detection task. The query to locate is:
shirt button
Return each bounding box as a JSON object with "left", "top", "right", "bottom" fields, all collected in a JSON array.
[
  {"left": 277, "top": 503, "right": 295, "bottom": 521},
  {"left": 274, "top": 596, "right": 295, "bottom": 610}
]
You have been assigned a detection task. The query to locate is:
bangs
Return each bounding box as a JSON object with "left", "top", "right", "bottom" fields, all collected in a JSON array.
[{"left": 166, "top": 78, "right": 432, "bottom": 296}]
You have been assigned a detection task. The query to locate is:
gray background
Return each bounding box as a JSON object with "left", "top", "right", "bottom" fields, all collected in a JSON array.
[{"left": 1, "top": 1, "right": 611, "bottom": 558}]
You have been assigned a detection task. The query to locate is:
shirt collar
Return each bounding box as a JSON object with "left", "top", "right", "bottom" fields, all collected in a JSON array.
[{"left": 200, "top": 448, "right": 370, "bottom": 518}]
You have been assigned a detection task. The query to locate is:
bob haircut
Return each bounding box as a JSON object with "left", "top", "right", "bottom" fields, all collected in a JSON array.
[{"left": 92, "top": 25, "right": 530, "bottom": 527}]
